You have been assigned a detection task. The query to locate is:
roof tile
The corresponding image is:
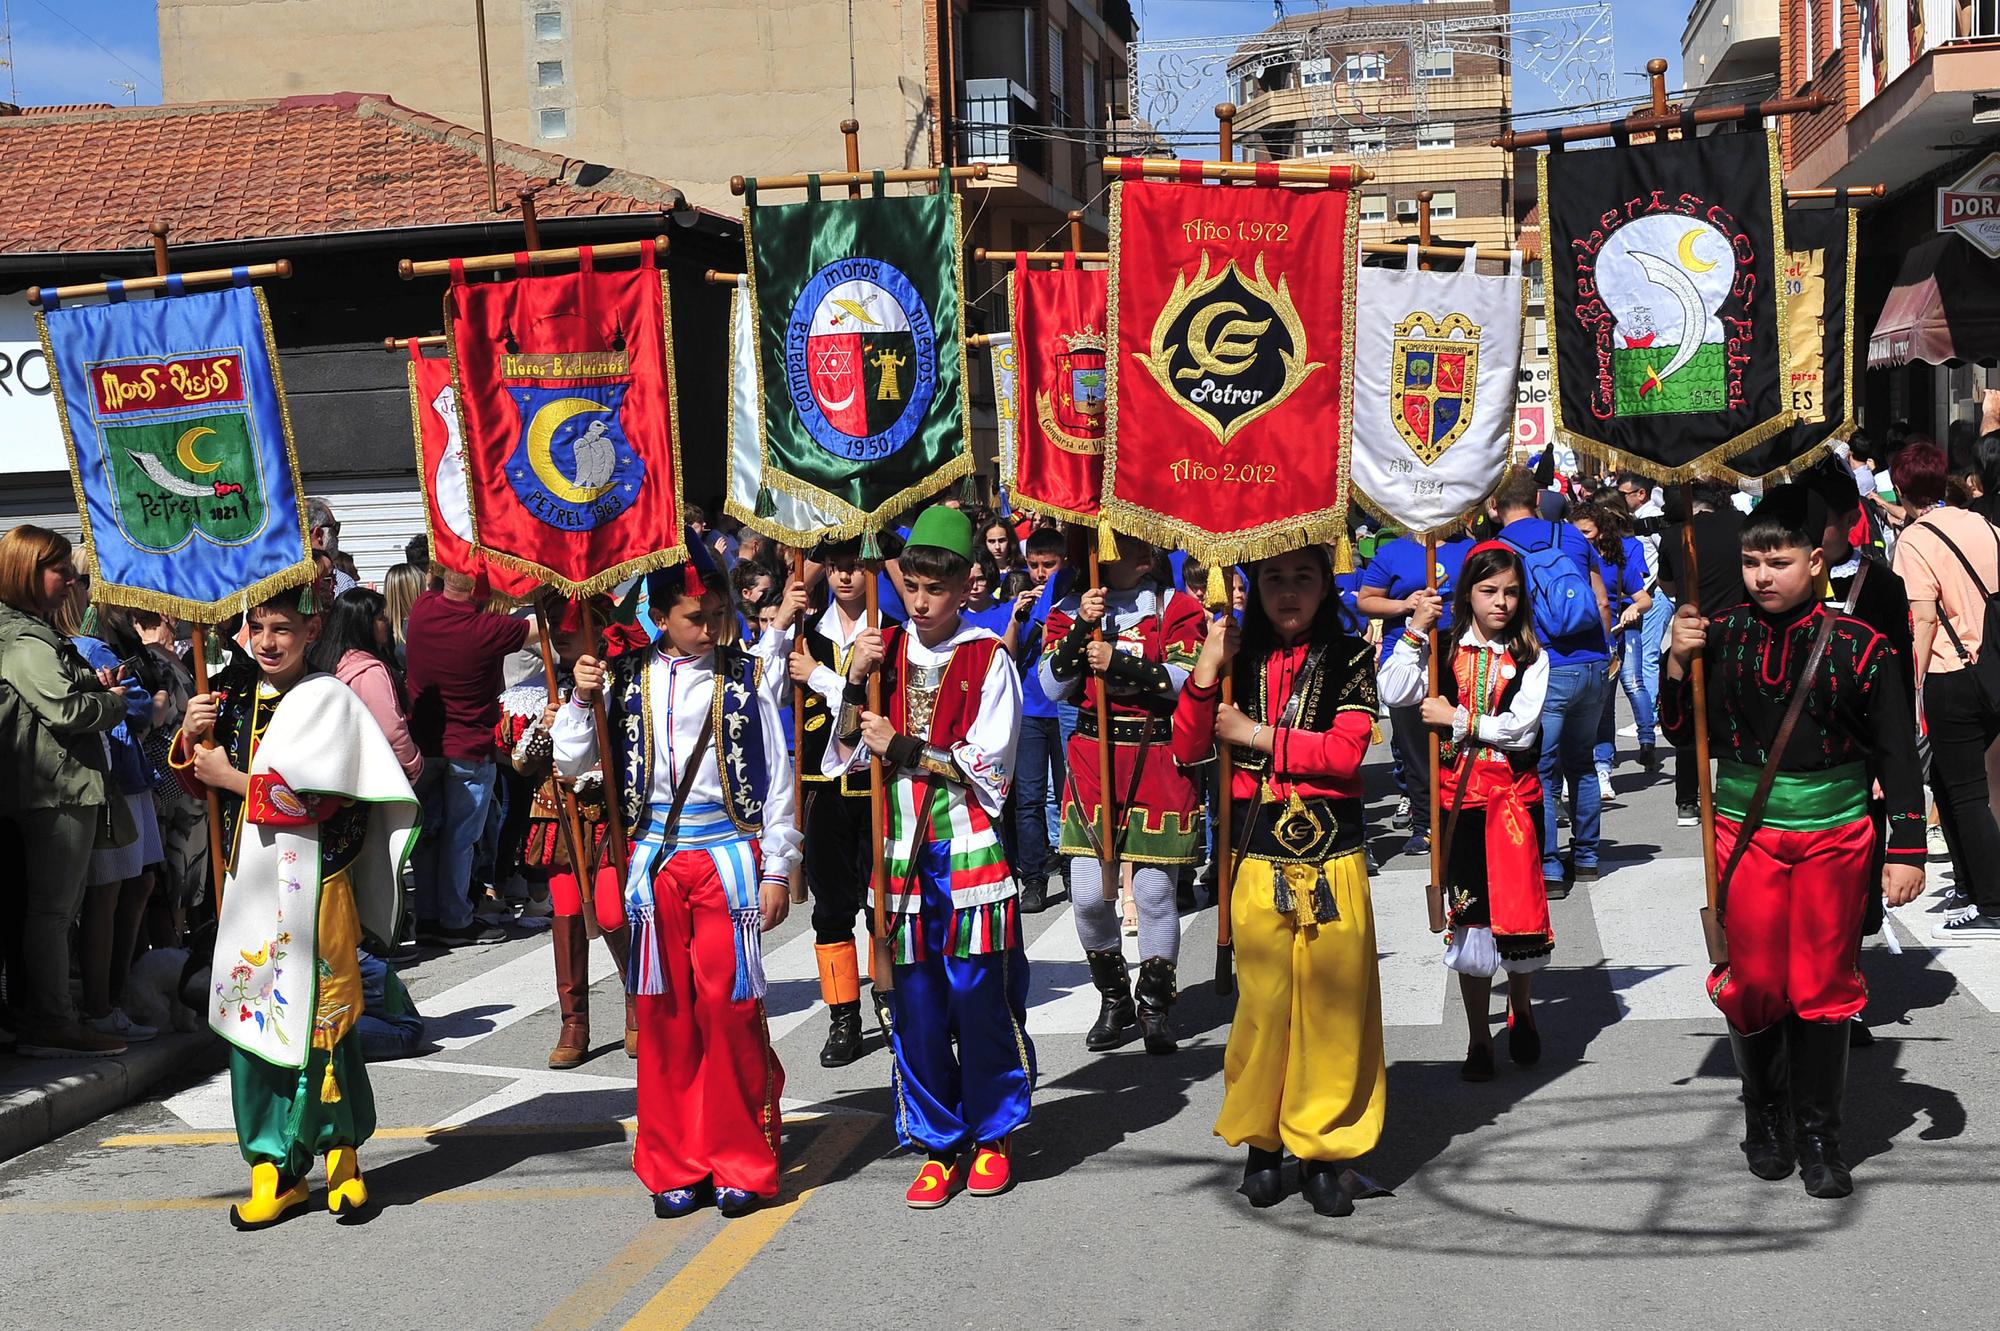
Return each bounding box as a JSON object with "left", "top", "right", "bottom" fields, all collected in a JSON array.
[{"left": 0, "top": 94, "right": 700, "bottom": 254}]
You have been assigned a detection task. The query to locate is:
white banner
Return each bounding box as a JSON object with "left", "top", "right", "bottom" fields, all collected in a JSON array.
[
  {"left": 989, "top": 331, "right": 1017, "bottom": 486},
  {"left": 1350, "top": 257, "right": 1524, "bottom": 536},
  {"left": 727, "top": 278, "right": 856, "bottom": 540}
]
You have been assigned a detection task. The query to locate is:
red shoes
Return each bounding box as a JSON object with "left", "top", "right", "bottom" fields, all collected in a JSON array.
[
  {"left": 904, "top": 1156, "right": 962, "bottom": 1209},
  {"left": 906, "top": 1137, "right": 1014, "bottom": 1207},
  {"left": 967, "top": 1137, "right": 1012, "bottom": 1197}
]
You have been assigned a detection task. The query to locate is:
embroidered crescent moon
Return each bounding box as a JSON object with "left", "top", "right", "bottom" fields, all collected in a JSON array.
[
  {"left": 526, "top": 396, "right": 617, "bottom": 505},
  {"left": 1676, "top": 227, "right": 1719, "bottom": 274},
  {"left": 175, "top": 425, "right": 222, "bottom": 474},
  {"left": 1630, "top": 251, "right": 1709, "bottom": 387}
]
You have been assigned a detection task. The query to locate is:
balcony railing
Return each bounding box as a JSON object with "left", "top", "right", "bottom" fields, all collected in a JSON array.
[
  {"left": 1867, "top": 2, "right": 2000, "bottom": 107},
  {"left": 959, "top": 78, "right": 1047, "bottom": 177}
]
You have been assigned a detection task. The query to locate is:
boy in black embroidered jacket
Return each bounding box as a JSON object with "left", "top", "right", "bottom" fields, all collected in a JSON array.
[{"left": 1663, "top": 486, "right": 1925, "bottom": 1200}]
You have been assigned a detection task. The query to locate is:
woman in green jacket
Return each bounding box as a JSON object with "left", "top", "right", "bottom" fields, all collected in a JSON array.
[{"left": 0, "top": 525, "right": 131, "bottom": 1057}]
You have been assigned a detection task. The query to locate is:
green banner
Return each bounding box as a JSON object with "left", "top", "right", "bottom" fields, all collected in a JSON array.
[{"left": 744, "top": 179, "right": 969, "bottom": 542}]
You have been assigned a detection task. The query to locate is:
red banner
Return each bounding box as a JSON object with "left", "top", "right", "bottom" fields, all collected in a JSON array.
[
  {"left": 93, "top": 353, "right": 244, "bottom": 415},
  {"left": 1006, "top": 256, "right": 1109, "bottom": 524},
  {"left": 446, "top": 242, "right": 683, "bottom": 597},
  {"left": 406, "top": 347, "right": 536, "bottom": 598},
  {"left": 1103, "top": 173, "right": 1357, "bottom": 569}
]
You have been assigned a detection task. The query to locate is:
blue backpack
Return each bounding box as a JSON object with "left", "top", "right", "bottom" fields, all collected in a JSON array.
[{"left": 1505, "top": 521, "right": 1598, "bottom": 643}]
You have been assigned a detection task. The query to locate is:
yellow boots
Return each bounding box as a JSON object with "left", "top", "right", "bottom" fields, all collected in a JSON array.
[
  {"left": 325, "top": 1146, "right": 369, "bottom": 1217},
  {"left": 228, "top": 1162, "right": 310, "bottom": 1230}
]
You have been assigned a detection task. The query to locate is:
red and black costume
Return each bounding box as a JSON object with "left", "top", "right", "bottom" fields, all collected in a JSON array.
[{"left": 1662, "top": 596, "right": 1924, "bottom": 1191}]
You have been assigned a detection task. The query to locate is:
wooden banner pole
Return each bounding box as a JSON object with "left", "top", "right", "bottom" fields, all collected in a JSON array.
[
  {"left": 787, "top": 548, "right": 810, "bottom": 906},
  {"left": 1211, "top": 106, "right": 1239, "bottom": 997},
  {"left": 863, "top": 567, "right": 893, "bottom": 992},
  {"left": 141, "top": 217, "right": 231, "bottom": 917},
  {"left": 1086, "top": 538, "right": 1118, "bottom": 888},
  {"left": 398, "top": 237, "right": 670, "bottom": 281},
  {"left": 533, "top": 599, "right": 602, "bottom": 937},
  {"left": 578, "top": 599, "right": 631, "bottom": 884},
  {"left": 1414, "top": 192, "right": 1448, "bottom": 933}
]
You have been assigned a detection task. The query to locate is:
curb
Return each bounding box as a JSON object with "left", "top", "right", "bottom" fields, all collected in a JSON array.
[{"left": 0, "top": 1030, "right": 227, "bottom": 1163}]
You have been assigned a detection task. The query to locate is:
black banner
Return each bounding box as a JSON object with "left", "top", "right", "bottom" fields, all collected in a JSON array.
[{"left": 1541, "top": 129, "right": 1792, "bottom": 479}]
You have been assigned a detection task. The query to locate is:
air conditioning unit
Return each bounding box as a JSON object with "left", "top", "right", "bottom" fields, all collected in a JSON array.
[{"left": 1395, "top": 200, "right": 1418, "bottom": 219}]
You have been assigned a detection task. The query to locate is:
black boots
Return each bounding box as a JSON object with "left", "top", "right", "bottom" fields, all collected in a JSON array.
[
  {"left": 820, "top": 1001, "right": 864, "bottom": 1067},
  {"left": 1639, "top": 743, "right": 1660, "bottom": 774},
  {"left": 1084, "top": 949, "right": 1136, "bottom": 1050},
  {"left": 1301, "top": 1160, "right": 1353, "bottom": 1217},
  {"left": 1240, "top": 1146, "right": 1286, "bottom": 1207},
  {"left": 1790, "top": 1016, "right": 1854, "bottom": 1199},
  {"left": 1019, "top": 878, "right": 1048, "bottom": 913},
  {"left": 1134, "top": 957, "right": 1179, "bottom": 1055},
  {"left": 1727, "top": 1022, "right": 1794, "bottom": 1181}
]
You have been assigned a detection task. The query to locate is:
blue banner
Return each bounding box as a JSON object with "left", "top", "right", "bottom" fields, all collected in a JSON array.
[{"left": 39, "top": 283, "right": 314, "bottom": 618}]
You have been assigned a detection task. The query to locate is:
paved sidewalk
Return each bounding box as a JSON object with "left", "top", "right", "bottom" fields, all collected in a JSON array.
[{"left": 0, "top": 1030, "right": 225, "bottom": 1163}]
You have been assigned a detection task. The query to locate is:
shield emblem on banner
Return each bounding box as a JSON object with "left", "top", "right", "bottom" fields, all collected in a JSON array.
[
  {"left": 1039, "top": 325, "right": 1107, "bottom": 454},
  {"left": 1389, "top": 311, "right": 1479, "bottom": 466}
]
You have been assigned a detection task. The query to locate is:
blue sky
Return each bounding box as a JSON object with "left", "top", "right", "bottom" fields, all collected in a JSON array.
[{"left": 7, "top": 0, "right": 1683, "bottom": 120}]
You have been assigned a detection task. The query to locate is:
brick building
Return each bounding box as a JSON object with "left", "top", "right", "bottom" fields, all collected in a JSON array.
[
  {"left": 1227, "top": 0, "right": 1518, "bottom": 254},
  {"left": 1773, "top": 0, "right": 2000, "bottom": 435}
]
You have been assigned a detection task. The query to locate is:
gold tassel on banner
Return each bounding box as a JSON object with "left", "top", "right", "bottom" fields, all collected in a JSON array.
[
  {"left": 1097, "top": 517, "right": 1121, "bottom": 566},
  {"left": 1205, "top": 564, "right": 1228, "bottom": 611},
  {"left": 320, "top": 1056, "right": 342, "bottom": 1105},
  {"left": 1332, "top": 529, "right": 1356, "bottom": 576}
]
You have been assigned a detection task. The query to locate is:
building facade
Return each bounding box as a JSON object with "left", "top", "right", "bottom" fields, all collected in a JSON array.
[
  {"left": 156, "top": 0, "right": 1136, "bottom": 484},
  {"left": 1226, "top": 0, "right": 1517, "bottom": 254},
  {"left": 1775, "top": 0, "right": 2000, "bottom": 436},
  {"left": 1681, "top": 0, "right": 1781, "bottom": 100}
]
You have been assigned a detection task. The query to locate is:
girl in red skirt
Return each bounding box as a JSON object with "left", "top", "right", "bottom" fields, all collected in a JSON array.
[{"left": 1380, "top": 542, "right": 1552, "bottom": 1081}]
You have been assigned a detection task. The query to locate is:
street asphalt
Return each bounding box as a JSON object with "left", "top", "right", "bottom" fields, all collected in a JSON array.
[{"left": 5, "top": 693, "right": 1998, "bottom": 1331}]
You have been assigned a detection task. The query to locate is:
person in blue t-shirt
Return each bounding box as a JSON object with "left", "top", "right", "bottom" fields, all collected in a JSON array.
[
  {"left": 1492, "top": 467, "right": 1614, "bottom": 896},
  {"left": 1009, "top": 527, "right": 1072, "bottom": 913},
  {"left": 1574, "top": 501, "right": 1656, "bottom": 788},
  {"left": 1357, "top": 528, "right": 1475, "bottom": 855}
]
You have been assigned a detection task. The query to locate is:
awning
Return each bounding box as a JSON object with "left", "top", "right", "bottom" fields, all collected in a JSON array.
[{"left": 1867, "top": 234, "right": 2000, "bottom": 369}]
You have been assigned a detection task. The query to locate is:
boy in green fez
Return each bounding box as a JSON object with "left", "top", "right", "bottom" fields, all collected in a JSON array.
[{"left": 827, "top": 505, "right": 1036, "bottom": 1208}]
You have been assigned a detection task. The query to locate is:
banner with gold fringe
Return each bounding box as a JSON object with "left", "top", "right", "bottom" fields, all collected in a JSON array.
[
  {"left": 1006, "top": 255, "right": 1109, "bottom": 528},
  {"left": 446, "top": 240, "right": 684, "bottom": 597},
  {"left": 1716, "top": 205, "right": 1858, "bottom": 484},
  {"left": 37, "top": 283, "right": 314, "bottom": 620},
  {"left": 1349, "top": 251, "right": 1525, "bottom": 538},
  {"left": 406, "top": 346, "right": 537, "bottom": 599},
  {"left": 742, "top": 173, "right": 969, "bottom": 549},
  {"left": 1539, "top": 128, "right": 1793, "bottom": 481},
  {"left": 1102, "top": 167, "right": 1359, "bottom": 584}
]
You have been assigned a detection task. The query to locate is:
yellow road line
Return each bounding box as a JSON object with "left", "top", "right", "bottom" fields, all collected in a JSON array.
[
  {"left": 101, "top": 1121, "right": 641, "bottom": 1147},
  {"left": 0, "top": 1184, "right": 635, "bottom": 1216},
  {"left": 532, "top": 1220, "right": 705, "bottom": 1331},
  {"left": 617, "top": 1114, "right": 878, "bottom": 1331}
]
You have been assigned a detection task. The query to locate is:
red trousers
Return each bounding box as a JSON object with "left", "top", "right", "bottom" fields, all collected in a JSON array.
[
  {"left": 1707, "top": 815, "right": 1873, "bottom": 1033},
  {"left": 549, "top": 866, "right": 625, "bottom": 932},
  {"left": 633, "top": 849, "right": 784, "bottom": 1197}
]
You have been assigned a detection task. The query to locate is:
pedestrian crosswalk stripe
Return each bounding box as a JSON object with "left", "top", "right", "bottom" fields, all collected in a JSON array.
[{"left": 1584, "top": 858, "right": 1717, "bottom": 1022}]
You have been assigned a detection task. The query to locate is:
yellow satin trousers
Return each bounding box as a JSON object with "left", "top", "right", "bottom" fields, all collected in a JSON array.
[{"left": 1213, "top": 851, "right": 1386, "bottom": 1162}]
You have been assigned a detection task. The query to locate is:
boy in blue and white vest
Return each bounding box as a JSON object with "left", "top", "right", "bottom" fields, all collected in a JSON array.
[{"left": 557, "top": 543, "right": 799, "bottom": 1220}]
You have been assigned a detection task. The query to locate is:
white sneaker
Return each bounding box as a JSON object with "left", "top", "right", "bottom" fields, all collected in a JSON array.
[
  {"left": 88, "top": 1008, "right": 158, "bottom": 1043},
  {"left": 1928, "top": 824, "right": 1951, "bottom": 862},
  {"left": 1595, "top": 763, "right": 1614, "bottom": 791},
  {"left": 1616, "top": 723, "right": 1639, "bottom": 739}
]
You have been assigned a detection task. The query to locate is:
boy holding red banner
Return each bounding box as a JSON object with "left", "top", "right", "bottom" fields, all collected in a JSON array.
[
  {"left": 556, "top": 542, "right": 799, "bottom": 1219},
  {"left": 828, "top": 506, "right": 1033, "bottom": 1209},
  {"left": 1040, "top": 532, "right": 1206, "bottom": 1054}
]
